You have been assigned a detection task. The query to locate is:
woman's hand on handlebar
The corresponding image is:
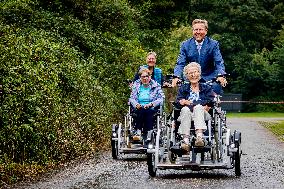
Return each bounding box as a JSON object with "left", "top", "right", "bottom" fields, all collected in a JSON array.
[
  {"left": 179, "top": 99, "right": 192, "bottom": 106},
  {"left": 171, "top": 78, "right": 181, "bottom": 87},
  {"left": 136, "top": 104, "right": 142, "bottom": 109},
  {"left": 144, "top": 103, "right": 153, "bottom": 109},
  {"left": 162, "top": 82, "right": 172, "bottom": 88}
]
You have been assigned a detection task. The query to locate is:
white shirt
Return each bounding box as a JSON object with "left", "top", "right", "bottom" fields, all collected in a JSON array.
[{"left": 195, "top": 40, "right": 204, "bottom": 55}]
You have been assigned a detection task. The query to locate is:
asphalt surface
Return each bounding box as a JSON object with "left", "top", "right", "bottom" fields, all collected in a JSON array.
[{"left": 9, "top": 117, "right": 284, "bottom": 189}]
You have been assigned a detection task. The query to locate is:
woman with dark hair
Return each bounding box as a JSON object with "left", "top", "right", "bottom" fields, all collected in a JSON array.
[{"left": 129, "top": 68, "right": 164, "bottom": 140}]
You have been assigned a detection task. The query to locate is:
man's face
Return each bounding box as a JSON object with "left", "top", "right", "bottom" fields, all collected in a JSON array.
[{"left": 192, "top": 23, "right": 207, "bottom": 43}]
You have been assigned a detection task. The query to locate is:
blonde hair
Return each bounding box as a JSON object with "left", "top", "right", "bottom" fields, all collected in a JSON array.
[
  {"left": 147, "top": 51, "right": 157, "bottom": 58},
  {"left": 183, "top": 62, "right": 201, "bottom": 77},
  {"left": 192, "top": 19, "right": 208, "bottom": 30}
]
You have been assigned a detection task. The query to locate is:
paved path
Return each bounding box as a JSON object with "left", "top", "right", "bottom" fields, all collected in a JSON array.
[{"left": 10, "top": 117, "right": 284, "bottom": 189}]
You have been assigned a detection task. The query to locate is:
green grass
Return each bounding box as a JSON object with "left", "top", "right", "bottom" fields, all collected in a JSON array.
[
  {"left": 260, "top": 121, "right": 284, "bottom": 142},
  {"left": 227, "top": 112, "right": 284, "bottom": 118},
  {"left": 226, "top": 112, "right": 284, "bottom": 142}
]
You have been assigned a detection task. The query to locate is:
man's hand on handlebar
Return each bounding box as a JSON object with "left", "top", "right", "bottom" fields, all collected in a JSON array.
[
  {"left": 216, "top": 76, "right": 227, "bottom": 87},
  {"left": 203, "top": 104, "right": 211, "bottom": 112}
]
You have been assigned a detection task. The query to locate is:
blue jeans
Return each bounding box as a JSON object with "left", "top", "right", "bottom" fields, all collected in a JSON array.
[{"left": 134, "top": 108, "right": 156, "bottom": 134}]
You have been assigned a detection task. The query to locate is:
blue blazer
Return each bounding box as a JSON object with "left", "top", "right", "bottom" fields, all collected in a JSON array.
[{"left": 174, "top": 36, "right": 226, "bottom": 81}]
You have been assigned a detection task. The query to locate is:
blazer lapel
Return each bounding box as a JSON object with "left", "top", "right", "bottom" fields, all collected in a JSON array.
[
  {"left": 191, "top": 39, "right": 199, "bottom": 57},
  {"left": 199, "top": 37, "right": 209, "bottom": 61}
]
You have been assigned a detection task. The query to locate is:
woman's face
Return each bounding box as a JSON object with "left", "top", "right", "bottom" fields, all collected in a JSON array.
[
  {"left": 140, "top": 71, "right": 151, "bottom": 85},
  {"left": 187, "top": 66, "right": 201, "bottom": 84},
  {"left": 146, "top": 54, "right": 156, "bottom": 67}
]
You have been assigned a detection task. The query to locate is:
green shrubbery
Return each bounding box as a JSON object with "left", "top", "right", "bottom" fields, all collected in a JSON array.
[
  {"left": 0, "top": 23, "right": 120, "bottom": 183},
  {"left": 0, "top": 0, "right": 148, "bottom": 185}
]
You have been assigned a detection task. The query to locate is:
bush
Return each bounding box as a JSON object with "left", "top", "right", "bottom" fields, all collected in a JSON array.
[{"left": 0, "top": 0, "right": 149, "bottom": 185}]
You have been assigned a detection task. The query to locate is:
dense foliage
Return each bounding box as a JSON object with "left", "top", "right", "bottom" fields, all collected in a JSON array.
[
  {"left": 0, "top": 0, "right": 145, "bottom": 185},
  {"left": 0, "top": 0, "right": 283, "bottom": 186}
]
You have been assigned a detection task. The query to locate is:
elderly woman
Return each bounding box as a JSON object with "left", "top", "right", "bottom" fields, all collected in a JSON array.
[
  {"left": 133, "top": 51, "right": 163, "bottom": 85},
  {"left": 176, "top": 62, "right": 215, "bottom": 149},
  {"left": 129, "top": 68, "right": 165, "bottom": 140}
]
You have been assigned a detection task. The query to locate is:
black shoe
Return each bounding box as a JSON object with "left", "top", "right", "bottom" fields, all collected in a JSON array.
[
  {"left": 132, "top": 135, "right": 141, "bottom": 141},
  {"left": 181, "top": 143, "right": 190, "bottom": 154},
  {"left": 170, "top": 145, "right": 183, "bottom": 156}
]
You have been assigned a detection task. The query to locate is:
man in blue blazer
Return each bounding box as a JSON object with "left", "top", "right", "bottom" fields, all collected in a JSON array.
[{"left": 172, "top": 19, "right": 227, "bottom": 94}]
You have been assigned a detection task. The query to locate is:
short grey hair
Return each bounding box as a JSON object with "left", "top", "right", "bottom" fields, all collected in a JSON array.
[
  {"left": 183, "top": 62, "right": 201, "bottom": 77},
  {"left": 138, "top": 67, "right": 151, "bottom": 76}
]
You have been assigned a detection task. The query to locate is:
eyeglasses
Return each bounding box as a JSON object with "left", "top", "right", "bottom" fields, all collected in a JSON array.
[{"left": 141, "top": 75, "right": 150, "bottom": 78}]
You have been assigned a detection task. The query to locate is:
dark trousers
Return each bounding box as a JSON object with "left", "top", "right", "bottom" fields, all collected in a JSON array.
[{"left": 134, "top": 108, "right": 156, "bottom": 135}]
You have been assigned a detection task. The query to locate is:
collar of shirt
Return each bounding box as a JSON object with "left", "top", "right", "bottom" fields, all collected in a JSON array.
[{"left": 195, "top": 40, "right": 204, "bottom": 47}]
